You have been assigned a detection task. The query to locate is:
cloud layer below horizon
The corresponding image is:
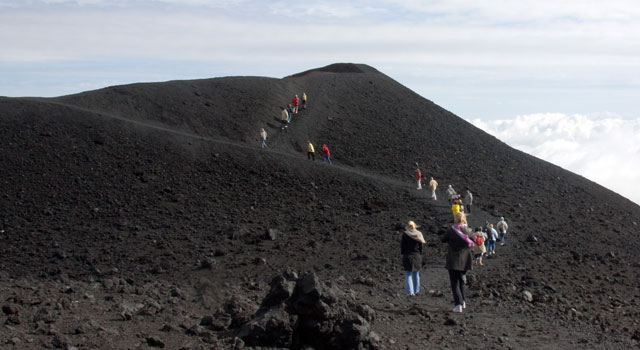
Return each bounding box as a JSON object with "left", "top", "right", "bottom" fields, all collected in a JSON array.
[{"left": 470, "top": 114, "right": 640, "bottom": 204}]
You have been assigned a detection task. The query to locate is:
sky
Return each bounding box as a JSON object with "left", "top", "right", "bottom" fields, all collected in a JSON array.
[{"left": 1, "top": 0, "right": 639, "bottom": 204}]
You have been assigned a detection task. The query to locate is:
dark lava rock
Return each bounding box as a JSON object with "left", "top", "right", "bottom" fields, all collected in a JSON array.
[
  {"left": 444, "top": 318, "right": 458, "bottom": 326},
  {"left": 260, "top": 274, "right": 296, "bottom": 309},
  {"left": 33, "top": 307, "right": 55, "bottom": 323},
  {"left": 234, "top": 271, "right": 377, "bottom": 349},
  {"left": 200, "top": 315, "right": 213, "bottom": 326},
  {"left": 199, "top": 258, "right": 216, "bottom": 270},
  {"left": 363, "top": 198, "right": 388, "bottom": 213},
  {"left": 286, "top": 272, "right": 377, "bottom": 349},
  {"left": 2, "top": 304, "right": 20, "bottom": 315},
  {"left": 214, "top": 295, "right": 258, "bottom": 329},
  {"left": 51, "top": 333, "right": 71, "bottom": 349},
  {"left": 146, "top": 336, "right": 165, "bottom": 348},
  {"left": 237, "top": 305, "right": 296, "bottom": 348}
]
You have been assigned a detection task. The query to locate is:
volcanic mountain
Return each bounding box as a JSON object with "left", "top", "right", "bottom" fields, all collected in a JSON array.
[{"left": 1, "top": 63, "right": 639, "bottom": 349}]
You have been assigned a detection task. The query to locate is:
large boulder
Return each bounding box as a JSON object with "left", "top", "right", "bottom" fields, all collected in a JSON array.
[
  {"left": 287, "top": 272, "right": 377, "bottom": 349},
  {"left": 286, "top": 271, "right": 335, "bottom": 318},
  {"left": 212, "top": 295, "right": 258, "bottom": 330},
  {"left": 260, "top": 274, "right": 296, "bottom": 309},
  {"left": 236, "top": 305, "right": 297, "bottom": 348},
  {"left": 235, "top": 270, "right": 378, "bottom": 350}
]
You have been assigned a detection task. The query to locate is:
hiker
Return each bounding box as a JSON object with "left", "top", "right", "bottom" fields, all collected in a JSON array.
[
  {"left": 302, "top": 92, "right": 307, "bottom": 109},
  {"left": 306, "top": 140, "right": 315, "bottom": 160},
  {"left": 321, "top": 144, "right": 332, "bottom": 164},
  {"left": 287, "top": 104, "right": 293, "bottom": 122},
  {"left": 441, "top": 212, "right": 474, "bottom": 313},
  {"left": 487, "top": 224, "right": 498, "bottom": 255},
  {"left": 464, "top": 190, "right": 473, "bottom": 214},
  {"left": 446, "top": 185, "right": 457, "bottom": 204},
  {"left": 401, "top": 220, "right": 425, "bottom": 296},
  {"left": 496, "top": 217, "right": 509, "bottom": 246},
  {"left": 429, "top": 177, "right": 438, "bottom": 200},
  {"left": 471, "top": 227, "right": 486, "bottom": 265},
  {"left": 260, "top": 128, "right": 267, "bottom": 148},
  {"left": 415, "top": 168, "right": 422, "bottom": 190},
  {"left": 280, "top": 107, "right": 289, "bottom": 130},
  {"left": 292, "top": 95, "right": 300, "bottom": 114},
  {"left": 451, "top": 199, "right": 462, "bottom": 218}
]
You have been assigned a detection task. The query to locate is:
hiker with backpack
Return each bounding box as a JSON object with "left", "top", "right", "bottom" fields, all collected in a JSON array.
[
  {"left": 496, "top": 217, "right": 509, "bottom": 246},
  {"left": 415, "top": 168, "right": 422, "bottom": 190},
  {"left": 280, "top": 107, "right": 289, "bottom": 130},
  {"left": 471, "top": 227, "right": 487, "bottom": 265},
  {"left": 446, "top": 185, "right": 457, "bottom": 204},
  {"left": 429, "top": 177, "right": 438, "bottom": 200}
]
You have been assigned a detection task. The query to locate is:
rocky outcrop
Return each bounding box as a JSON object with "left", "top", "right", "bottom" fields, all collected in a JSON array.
[{"left": 235, "top": 271, "right": 378, "bottom": 350}]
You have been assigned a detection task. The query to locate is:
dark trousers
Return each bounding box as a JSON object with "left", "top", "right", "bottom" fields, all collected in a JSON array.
[
  {"left": 448, "top": 269, "right": 466, "bottom": 306},
  {"left": 308, "top": 152, "right": 315, "bottom": 160}
]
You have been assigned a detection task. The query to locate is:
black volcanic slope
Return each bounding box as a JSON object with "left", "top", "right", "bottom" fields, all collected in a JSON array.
[{"left": 1, "top": 63, "right": 639, "bottom": 349}]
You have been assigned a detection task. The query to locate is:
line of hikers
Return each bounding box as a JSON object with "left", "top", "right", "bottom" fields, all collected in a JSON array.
[
  {"left": 415, "top": 168, "right": 474, "bottom": 212},
  {"left": 279, "top": 92, "right": 307, "bottom": 131},
  {"left": 404, "top": 168, "right": 510, "bottom": 313},
  {"left": 258, "top": 92, "right": 332, "bottom": 165},
  {"left": 415, "top": 167, "right": 438, "bottom": 200},
  {"left": 401, "top": 214, "right": 509, "bottom": 313}
]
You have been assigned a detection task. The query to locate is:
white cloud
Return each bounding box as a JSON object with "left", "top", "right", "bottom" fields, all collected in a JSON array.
[
  {"left": 2, "top": 0, "right": 639, "bottom": 79},
  {"left": 470, "top": 113, "right": 640, "bottom": 205},
  {"left": 382, "top": 0, "right": 640, "bottom": 23}
]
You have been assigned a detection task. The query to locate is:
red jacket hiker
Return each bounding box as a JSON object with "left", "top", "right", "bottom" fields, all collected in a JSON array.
[
  {"left": 291, "top": 95, "right": 300, "bottom": 113},
  {"left": 321, "top": 144, "right": 332, "bottom": 164}
]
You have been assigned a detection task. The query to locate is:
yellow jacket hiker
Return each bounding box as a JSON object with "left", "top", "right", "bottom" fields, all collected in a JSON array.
[{"left": 306, "top": 141, "right": 315, "bottom": 161}]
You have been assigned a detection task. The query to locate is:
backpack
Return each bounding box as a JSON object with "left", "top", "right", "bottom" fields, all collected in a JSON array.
[{"left": 475, "top": 234, "right": 484, "bottom": 246}]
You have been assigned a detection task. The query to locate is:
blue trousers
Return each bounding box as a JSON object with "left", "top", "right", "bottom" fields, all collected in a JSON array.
[
  {"left": 404, "top": 271, "right": 420, "bottom": 295},
  {"left": 486, "top": 240, "right": 496, "bottom": 253}
]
